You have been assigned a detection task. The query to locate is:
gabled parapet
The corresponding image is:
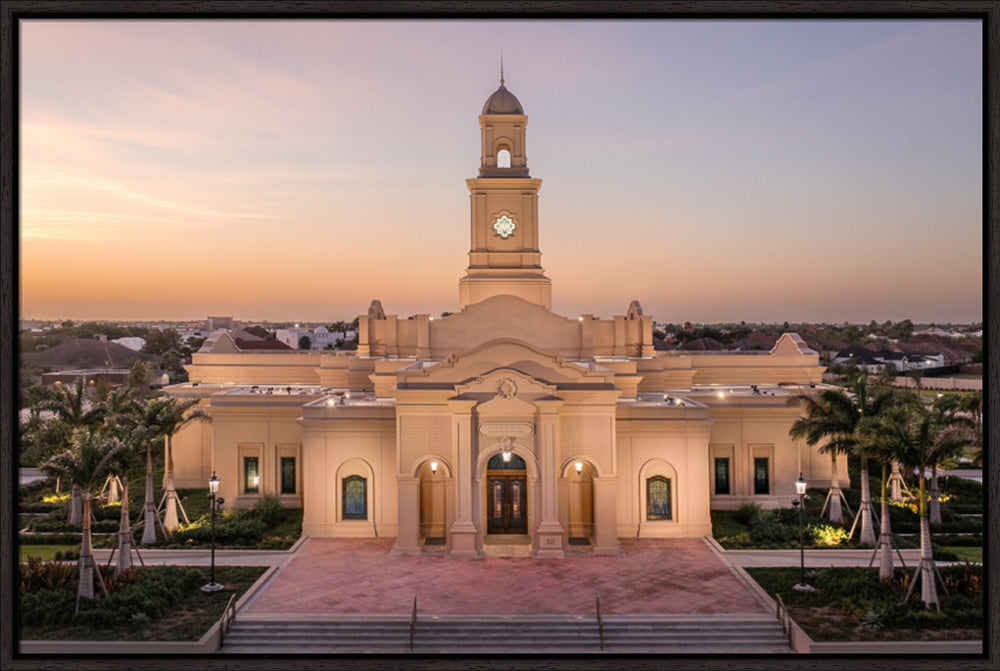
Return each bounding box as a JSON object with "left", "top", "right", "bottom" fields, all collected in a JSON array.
[{"left": 771, "top": 332, "right": 818, "bottom": 356}]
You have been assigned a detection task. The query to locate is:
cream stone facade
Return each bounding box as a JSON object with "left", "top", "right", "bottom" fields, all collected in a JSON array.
[{"left": 166, "top": 79, "right": 845, "bottom": 558}]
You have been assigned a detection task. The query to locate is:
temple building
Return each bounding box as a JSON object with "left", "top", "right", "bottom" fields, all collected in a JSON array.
[{"left": 166, "top": 78, "right": 841, "bottom": 558}]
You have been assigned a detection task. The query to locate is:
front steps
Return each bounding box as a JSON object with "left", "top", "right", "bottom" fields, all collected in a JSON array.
[{"left": 220, "top": 613, "right": 793, "bottom": 654}]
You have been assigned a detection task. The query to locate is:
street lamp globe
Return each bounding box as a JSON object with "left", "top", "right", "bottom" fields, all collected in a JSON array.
[{"left": 795, "top": 474, "right": 807, "bottom": 496}]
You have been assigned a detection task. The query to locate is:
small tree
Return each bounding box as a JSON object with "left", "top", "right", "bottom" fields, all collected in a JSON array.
[
  {"left": 41, "top": 429, "right": 124, "bottom": 611},
  {"left": 298, "top": 335, "right": 312, "bottom": 350},
  {"left": 870, "top": 403, "right": 972, "bottom": 608}
]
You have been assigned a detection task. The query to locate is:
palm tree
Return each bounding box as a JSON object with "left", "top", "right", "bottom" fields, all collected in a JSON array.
[
  {"left": 925, "top": 394, "right": 974, "bottom": 525},
  {"left": 98, "top": 386, "right": 146, "bottom": 575},
  {"left": 787, "top": 388, "right": 854, "bottom": 526},
  {"left": 41, "top": 377, "right": 107, "bottom": 525},
  {"left": 135, "top": 397, "right": 172, "bottom": 545},
  {"left": 958, "top": 391, "right": 983, "bottom": 466},
  {"left": 869, "top": 403, "right": 973, "bottom": 608},
  {"left": 856, "top": 410, "right": 906, "bottom": 581},
  {"left": 40, "top": 428, "right": 125, "bottom": 611},
  {"left": 155, "top": 397, "right": 207, "bottom": 532}
]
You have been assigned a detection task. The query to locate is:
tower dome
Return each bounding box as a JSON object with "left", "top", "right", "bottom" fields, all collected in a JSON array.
[{"left": 482, "top": 83, "right": 523, "bottom": 115}]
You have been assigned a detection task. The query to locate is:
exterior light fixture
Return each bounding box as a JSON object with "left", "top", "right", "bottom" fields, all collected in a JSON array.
[
  {"left": 575, "top": 461, "right": 583, "bottom": 473},
  {"left": 792, "top": 473, "right": 814, "bottom": 592},
  {"left": 345, "top": 391, "right": 351, "bottom": 400},
  {"left": 502, "top": 449, "right": 512, "bottom": 463},
  {"left": 795, "top": 473, "right": 807, "bottom": 496},
  {"left": 430, "top": 461, "right": 438, "bottom": 474},
  {"left": 717, "top": 390, "right": 725, "bottom": 399},
  {"left": 202, "top": 472, "right": 225, "bottom": 592},
  {"left": 326, "top": 398, "right": 335, "bottom": 407}
]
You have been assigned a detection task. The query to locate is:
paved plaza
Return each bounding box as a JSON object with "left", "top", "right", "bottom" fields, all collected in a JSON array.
[{"left": 242, "top": 537, "right": 769, "bottom": 617}]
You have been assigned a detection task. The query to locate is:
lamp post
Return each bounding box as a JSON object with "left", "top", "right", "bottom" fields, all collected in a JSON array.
[
  {"left": 792, "top": 473, "right": 814, "bottom": 592},
  {"left": 202, "top": 472, "right": 225, "bottom": 592}
]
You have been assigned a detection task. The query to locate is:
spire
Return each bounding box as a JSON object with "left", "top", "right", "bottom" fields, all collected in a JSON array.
[{"left": 500, "top": 52, "right": 504, "bottom": 86}]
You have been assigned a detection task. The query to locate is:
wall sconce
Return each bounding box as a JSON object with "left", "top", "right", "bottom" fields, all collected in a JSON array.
[
  {"left": 502, "top": 449, "right": 512, "bottom": 463},
  {"left": 430, "top": 461, "right": 438, "bottom": 474},
  {"left": 575, "top": 461, "right": 583, "bottom": 473}
]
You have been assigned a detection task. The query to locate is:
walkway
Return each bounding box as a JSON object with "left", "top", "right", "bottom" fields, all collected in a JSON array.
[{"left": 243, "top": 537, "right": 768, "bottom": 616}]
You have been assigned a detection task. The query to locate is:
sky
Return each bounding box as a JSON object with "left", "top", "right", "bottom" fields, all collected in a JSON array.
[{"left": 19, "top": 19, "right": 984, "bottom": 325}]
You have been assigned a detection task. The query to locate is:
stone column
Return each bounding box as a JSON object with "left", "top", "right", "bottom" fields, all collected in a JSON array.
[
  {"left": 592, "top": 476, "right": 621, "bottom": 555},
  {"left": 534, "top": 401, "right": 565, "bottom": 558},
  {"left": 448, "top": 400, "right": 479, "bottom": 557},
  {"left": 391, "top": 475, "right": 421, "bottom": 554}
]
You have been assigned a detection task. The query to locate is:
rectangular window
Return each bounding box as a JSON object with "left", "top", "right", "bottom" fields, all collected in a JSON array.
[
  {"left": 646, "top": 476, "right": 672, "bottom": 521},
  {"left": 754, "top": 457, "right": 769, "bottom": 495},
  {"left": 714, "top": 458, "right": 730, "bottom": 495},
  {"left": 243, "top": 456, "right": 259, "bottom": 494},
  {"left": 343, "top": 475, "right": 367, "bottom": 520},
  {"left": 280, "top": 457, "right": 296, "bottom": 495}
]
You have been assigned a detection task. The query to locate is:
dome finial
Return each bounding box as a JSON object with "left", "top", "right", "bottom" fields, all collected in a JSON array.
[{"left": 500, "top": 52, "right": 504, "bottom": 86}]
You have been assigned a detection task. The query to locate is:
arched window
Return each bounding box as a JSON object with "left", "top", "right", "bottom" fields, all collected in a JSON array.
[
  {"left": 343, "top": 475, "right": 367, "bottom": 519},
  {"left": 497, "top": 148, "right": 511, "bottom": 168},
  {"left": 646, "top": 476, "right": 672, "bottom": 520},
  {"left": 487, "top": 452, "right": 526, "bottom": 470}
]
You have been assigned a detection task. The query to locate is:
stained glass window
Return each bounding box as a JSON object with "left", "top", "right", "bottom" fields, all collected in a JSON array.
[
  {"left": 646, "top": 476, "right": 672, "bottom": 521},
  {"left": 714, "top": 458, "right": 730, "bottom": 495},
  {"left": 280, "top": 457, "right": 295, "bottom": 495},
  {"left": 243, "top": 456, "right": 259, "bottom": 494},
  {"left": 487, "top": 452, "right": 526, "bottom": 470},
  {"left": 754, "top": 457, "right": 769, "bottom": 495},
  {"left": 343, "top": 475, "right": 367, "bottom": 519}
]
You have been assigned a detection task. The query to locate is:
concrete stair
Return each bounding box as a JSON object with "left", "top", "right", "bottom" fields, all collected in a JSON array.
[{"left": 220, "top": 613, "right": 793, "bottom": 654}]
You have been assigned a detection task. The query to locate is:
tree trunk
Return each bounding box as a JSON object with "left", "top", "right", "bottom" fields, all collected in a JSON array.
[
  {"left": 859, "top": 466, "right": 876, "bottom": 546},
  {"left": 890, "top": 461, "right": 903, "bottom": 502},
  {"left": 163, "top": 435, "right": 179, "bottom": 532},
  {"left": 878, "top": 465, "right": 893, "bottom": 581},
  {"left": 828, "top": 452, "right": 843, "bottom": 524},
  {"left": 929, "top": 465, "right": 942, "bottom": 525},
  {"left": 69, "top": 484, "right": 83, "bottom": 525},
  {"left": 142, "top": 444, "right": 157, "bottom": 545},
  {"left": 916, "top": 476, "right": 939, "bottom": 609},
  {"left": 116, "top": 475, "right": 132, "bottom": 576},
  {"left": 78, "top": 493, "right": 94, "bottom": 602}
]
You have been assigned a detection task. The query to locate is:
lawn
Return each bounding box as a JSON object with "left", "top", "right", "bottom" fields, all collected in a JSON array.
[
  {"left": 19, "top": 545, "right": 77, "bottom": 562},
  {"left": 20, "top": 565, "right": 267, "bottom": 641},
  {"left": 937, "top": 546, "right": 982, "bottom": 563},
  {"left": 745, "top": 566, "right": 983, "bottom": 642}
]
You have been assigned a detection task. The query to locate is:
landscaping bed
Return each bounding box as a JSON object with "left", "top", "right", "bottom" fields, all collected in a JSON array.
[
  {"left": 19, "top": 563, "right": 266, "bottom": 641},
  {"left": 745, "top": 566, "right": 983, "bottom": 642}
]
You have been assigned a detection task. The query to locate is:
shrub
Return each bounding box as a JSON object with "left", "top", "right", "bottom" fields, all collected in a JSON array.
[
  {"left": 251, "top": 495, "right": 282, "bottom": 526},
  {"left": 734, "top": 502, "right": 762, "bottom": 525},
  {"left": 807, "top": 523, "right": 849, "bottom": 547},
  {"left": 19, "top": 556, "right": 77, "bottom": 594}
]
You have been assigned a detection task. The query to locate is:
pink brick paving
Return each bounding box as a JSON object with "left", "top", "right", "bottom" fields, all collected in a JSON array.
[{"left": 245, "top": 538, "right": 767, "bottom": 616}]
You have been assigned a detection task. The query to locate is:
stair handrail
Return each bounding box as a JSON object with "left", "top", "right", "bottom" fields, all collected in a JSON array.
[
  {"left": 596, "top": 595, "right": 604, "bottom": 651},
  {"left": 409, "top": 595, "right": 417, "bottom": 652},
  {"left": 220, "top": 593, "right": 237, "bottom": 642},
  {"left": 774, "top": 592, "right": 792, "bottom": 648}
]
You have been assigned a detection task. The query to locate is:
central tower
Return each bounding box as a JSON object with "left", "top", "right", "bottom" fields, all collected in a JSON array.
[{"left": 458, "top": 77, "right": 552, "bottom": 310}]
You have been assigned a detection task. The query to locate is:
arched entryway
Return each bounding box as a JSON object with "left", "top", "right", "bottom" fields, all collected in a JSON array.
[
  {"left": 485, "top": 451, "right": 528, "bottom": 534},
  {"left": 561, "top": 459, "right": 595, "bottom": 543}
]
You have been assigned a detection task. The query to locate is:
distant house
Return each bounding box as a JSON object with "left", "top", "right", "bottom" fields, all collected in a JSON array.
[
  {"left": 834, "top": 346, "right": 942, "bottom": 373},
  {"left": 23, "top": 338, "right": 161, "bottom": 372}
]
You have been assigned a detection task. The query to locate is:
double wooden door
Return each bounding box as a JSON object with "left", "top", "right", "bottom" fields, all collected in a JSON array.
[{"left": 487, "top": 474, "right": 527, "bottom": 534}]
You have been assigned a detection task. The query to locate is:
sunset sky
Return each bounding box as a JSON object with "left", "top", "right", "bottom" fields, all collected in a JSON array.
[{"left": 20, "top": 19, "right": 983, "bottom": 325}]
